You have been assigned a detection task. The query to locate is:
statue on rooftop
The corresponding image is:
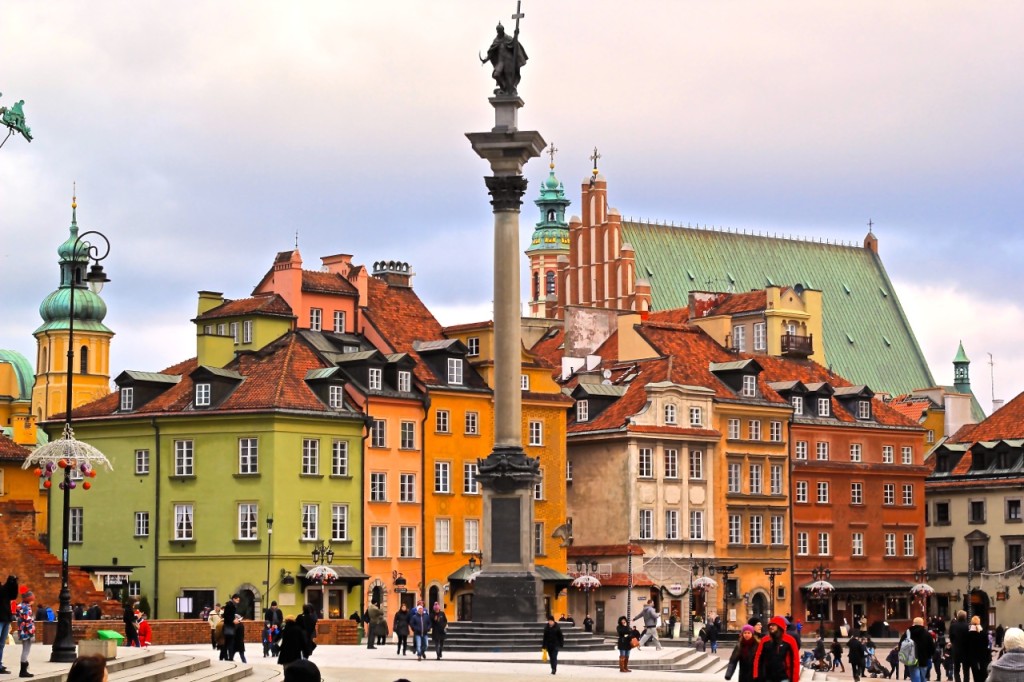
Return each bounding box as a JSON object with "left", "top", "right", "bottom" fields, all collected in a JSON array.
[{"left": 0, "top": 94, "right": 33, "bottom": 145}]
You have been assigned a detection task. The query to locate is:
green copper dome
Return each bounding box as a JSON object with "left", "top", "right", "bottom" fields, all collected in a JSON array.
[{"left": 527, "top": 166, "right": 571, "bottom": 254}]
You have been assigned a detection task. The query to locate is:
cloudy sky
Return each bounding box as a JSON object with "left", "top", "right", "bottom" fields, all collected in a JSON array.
[{"left": 2, "top": 1, "right": 1021, "bottom": 413}]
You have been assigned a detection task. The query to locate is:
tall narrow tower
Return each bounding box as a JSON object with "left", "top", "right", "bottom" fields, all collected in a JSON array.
[
  {"left": 953, "top": 340, "right": 971, "bottom": 395},
  {"left": 31, "top": 196, "right": 114, "bottom": 421},
  {"left": 525, "top": 145, "right": 570, "bottom": 318}
]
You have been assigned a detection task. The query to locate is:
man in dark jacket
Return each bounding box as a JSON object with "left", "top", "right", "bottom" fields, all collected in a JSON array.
[
  {"left": 907, "top": 617, "right": 937, "bottom": 682},
  {"left": 221, "top": 594, "right": 240, "bottom": 660},
  {"left": 948, "top": 610, "right": 970, "bottom": 682},
  {"left": 0, "top": 575, "right": 18, "bottom": 675},
  {"left": 848, "top": 635, "right": 867, "bottom": 682},
  {"left": 754, "top": 616, "right": 801, "bottom": 682}
]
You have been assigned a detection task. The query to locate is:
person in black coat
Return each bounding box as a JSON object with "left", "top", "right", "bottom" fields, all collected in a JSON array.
[
  {"left": 220, "top": 595, "right": 239, "bottom": 660},
  {"left": 123, "top": 606, "right": 140, "bottom": 647},
  {"left": 848, "top": 635, "right": 867, "bottom": 682},
  {"left": 542, "top": 616, "right": 565, "bottom": 675},
  {"left": 949, "top": 611, "right": 970, "bottom": 682},
  {"left": 965, "top": 617, "right": 990, "bottom": 682},
  {"left": 615, "top": 616, "right": 635, "bottom": 673},
  {"left": 0, "top": 575, "right": 18, "bottom": 676},
  {"left": 230, "top": 618, "right": 247, "bottom": 663},
  {"left": 392, "top": 604, "right": 410, "bottom": 655},
  {"left": 277, "top": 617, "right": 312, "bottom": 668},
  {"left": 430, "top": 603, "right": 448, "bottom": 660}
]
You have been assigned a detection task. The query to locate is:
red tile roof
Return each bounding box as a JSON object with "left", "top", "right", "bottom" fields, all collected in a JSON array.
[
  {"left": 194, "top": 294, "right": 294, "bottom": 321},
  {"left": 947, "top": 389, "right": 1024, "bottom": 443},
  {"left": 886, "top": 398, "right": 930, "bottom": 423},
  {"left": 364, "top": 277, "right": 446, "bottom": 383},
  {"left": 708, "top": 290, "right": 767, "bottom": 316},
  {"left": 301, "top": 270, "right": 358, "bottom": 295},
  {"left": 0, "top": 433, "right": 30, "bottom": 462},
  {"left": 70, "top": 335, "right": 349, "bottom": 420},
  {"left": 529, "top": 326, "right": 565, "bottom": 372},
  {"left": 442, "top": 320, "right": 493, "bottom": 334},
  {"left": 599, "top": 573, "right": 655, "bottom": 588},
  {"left": 567, "top": 359, "right": 669, "bottom": 434},
  {"left": 645, "top": 307, "right": 690, "bottom": 326}
]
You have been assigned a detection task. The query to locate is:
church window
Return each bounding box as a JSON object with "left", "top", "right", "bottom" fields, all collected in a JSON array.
[
  {"left": 533, "top": 271, "right": 540, "bottom": 300},
  {"left": 80, "top": 346, "right": 89, "bottom": 374},
  {"left": 545, "top": 271, "right": 556, "bottom": 295},
  {"left": 547, "top": 209, "right": 555, "bottom": 221}
]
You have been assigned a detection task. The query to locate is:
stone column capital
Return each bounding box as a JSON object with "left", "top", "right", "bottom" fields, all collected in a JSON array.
[{"left": 483, "top": 175, "right": 529, "bottom": 212}]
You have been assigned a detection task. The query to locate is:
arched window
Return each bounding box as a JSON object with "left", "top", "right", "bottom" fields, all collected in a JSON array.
[
  {"left": 371, "top": 585, "right": 383, "bottom": 607},
  {"left": 428, "top": 585, "right": 441, "bottom": 611},
  {"left": 545, "top": 271, "right": 556, "bottom": 296},
  {"left": 40, "top": 348, "right": 48, "bottom": 373},
  {"left": 547, "top": 209, "right": 555, "bottom": 222},
  {"left": 533, "top": 271, "right": 540, "bottom": 300},
  {"left": 80, "top": 346, "right": 89, "bottom": 374}
]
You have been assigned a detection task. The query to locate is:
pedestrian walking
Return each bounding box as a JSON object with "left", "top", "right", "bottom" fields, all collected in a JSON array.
[
  {"left": 277, "top": 616, "right": 313, "bottom": 668},
  {"left": 632, "top": 599, "right": 663, "bottom": 650},
  {"left": 542, "top": 615, "right": 565, "bottom": 675},
  {"left": 393, "top": 603, "right": 410, "bottom": 655},
  {"left": 0, "top": 575, "right": 18, "bottom": 675},
  {"left": 987, "top": 626, "right": 1024, "bottom": 682},
  {"left": 752, "top": 616, "right": 800, "bottom": 682},
  {"left": 365, "top": 601, "right": 382, "bottom": 650},
  {"left": 904, "top": 617, "right": 937, "bottom": 682},
  {"left": 832, "top": 636, "right": 846, "bottom": 672},
  {"left": 220, "top": 595, "right": 240, "bottom": 660},
  {"left": 430, "top": 602, "right": 448, "bottom": 659},
  {"left": 726, "top": 624, "right": 759, "bottom": 682},
  {"left": 709, "top": 616, "right": 721, "bottom": 653},
  {"left": 966, "top": 616, "right": 990, "bottom": 682},
  {"left": 299, "top": 603, "right": 318, "bottom": 654},
  {"left": 16, "top": 589, "right": 35, "bottom": 678},
  {"left": 615, "top": 616, "right": 635, "bottom": 673},
  {"left": 849, "top": 635, "right": 866, "bottom": 682},
  {"left": 208, "top": 604, "right": 222, "bottom": 650},
  {"left": 949, "top": 611, "right": 970, "bottom": 682},
  {"left": 409, "top": 604, "right": 430, "bottom": 660}
]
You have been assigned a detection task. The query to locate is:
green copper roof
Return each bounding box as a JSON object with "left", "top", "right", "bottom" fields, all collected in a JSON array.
[
  {"left": 35, "top": 287, "right": 112, "bottom": 334},
  {"left": 0, "top": 350, "right": 34, "bottom": 400},
  {"left": 527, "top": 167, "right": 571, "bottom": 255},
  {"left": 953, "top": 341, "right": 970, "bottom": 364},
  {"left": 620, "top": 221, "right": 935, "bottom": 397}
]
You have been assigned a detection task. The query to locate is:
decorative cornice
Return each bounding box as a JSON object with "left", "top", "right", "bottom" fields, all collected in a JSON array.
[{"left": 484, "top": 175, "right": 528, "bottom": 212}]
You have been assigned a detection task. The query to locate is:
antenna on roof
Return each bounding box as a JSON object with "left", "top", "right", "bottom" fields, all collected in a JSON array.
[
  {"left": 988, "top": 352, "right": 996, "bottom": 405},
  {"left": 295, "top": 229, "right": 299, "bottom": 250}
]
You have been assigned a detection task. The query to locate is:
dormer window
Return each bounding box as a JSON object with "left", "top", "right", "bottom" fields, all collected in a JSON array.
[
  {"left": 792, "top": 396, "right": 804, "bottom": 416},
  {"left": 368, "top": 367, "right": 383, "bottom": 391},
  {"left": 817, "top": 397, "right": 831, "bottom": 417},
  {"left": 467, "top": 337, "right": 480, "bottom": 357},
  {"left": 343, "top": 345, "right": 360, "bottom": 354},
  {"left": 857, "top": 400, "right": 871, "bottom": 420},
  {"left": 398, "top": 370, "right": 411, "bottom": 393},
  {"left": 689, "top": 406, "right": 702, "bottom": 428},
  {"left": 120, "top": 386, "right": 134, "bottom": 411},
  {"left": 195, "top": 383, "right": 211, "bottom": 407},
  {"left": 448, "top": 358, "right": 463, "bottom": 385},
  {"left": 741, "top": 375, "right": 757, "bottom": 398},
  {"left": 664, "top": 404, "right": 677, "bottom": 425},
  {"left": 576, "top": 400, "right": 589, "bottom": 422},
  {"left": 521, "top": 374, "right": 530, "bottom": 391},
  {"left": 328, "top": 385, "right": 344, "bottom": 409}
]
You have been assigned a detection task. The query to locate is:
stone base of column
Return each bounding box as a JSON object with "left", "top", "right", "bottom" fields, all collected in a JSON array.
[{"left": 471, "top": 572, "right": 544, "bottom": 622}]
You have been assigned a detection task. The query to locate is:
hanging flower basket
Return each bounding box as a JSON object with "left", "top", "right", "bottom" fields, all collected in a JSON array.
[
  {"left": 692, "top": 576, "right": 717, "bottom": 590},
  {"left": 306, "top": 565, "right": 339, "bottom": 585},
  {"left": 910, "top": 583, "right": 935, "bottom": 596},
  {"left": 572, "top": 574, "right": 602, "bottom": 591},
  {"left": 22, "top": 424, "right": 112, "bottom": 490}
]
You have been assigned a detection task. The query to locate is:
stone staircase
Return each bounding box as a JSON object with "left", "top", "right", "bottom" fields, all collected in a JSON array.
[
  {"left": 444, "top": 622, "right": 609, "bottom": 652},
  {"left": 577, "top": 645, "right": 729, "bottom": 673},
  {"left": 27, "top": 649, "right": 278, "bottom": 682}
]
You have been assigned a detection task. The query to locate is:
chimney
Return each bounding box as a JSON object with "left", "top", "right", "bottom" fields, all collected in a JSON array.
[
  {"left": 372, "top": 260, "right": 414, "bottom": 288},
  {"left": 991, "top": 399, "right": 1004, "bottom": 412},
  {"left": 197, "top": 291, "right": 225, "bottom": 316},
  {"left": 321, "top": 253, "right": 353, "bottom": 277}
]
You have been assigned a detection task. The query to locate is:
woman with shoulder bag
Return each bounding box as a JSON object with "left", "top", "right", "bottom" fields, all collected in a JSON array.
[{"left": 616, "top": 616, "right": 635, "bottom": 673}]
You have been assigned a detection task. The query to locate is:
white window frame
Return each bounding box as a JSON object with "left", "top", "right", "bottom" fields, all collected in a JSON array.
[
  {"left": 467, "top": 337, "right": 480, "bottom": 357},
  {"left": 120, "top": 386, "right": 134, "bottom": 411},
  {"left": 230, "top": 321, "right": 239, "bottom": 343},
  {"left": 689, "top": 406, "right": 702, "bottom": 427},
  {"left": 400, "top": 421, "right": 416, "bottom": 450},
  {"left": 748, "top": 420, "right": 761, "bottom": 440},
  {"left": 728, "top": 418, "right": 740, "bottom": 439},
  {"left": 769, "top": 420, "right": 782, "bottom": 442},
  {"left": 666, "top": 509, "right": 679, "bottom": 540},
  {"left": 195, "top": 383, "right": 211, "bottom": 407},
  {"left": 521, "top": 374, "right": 530, "bottom": 391},
  {"left": 465, "top": 411, "right": 479, "bottom": 435},
  {"left": 302, "top": 439, "right": 320, "bottom": 475},
  {"left": 728, "top": 462, "right": 741, "bottom": 493},
  {"left": 883, "top": 483, "right": 895, "bottom": 505},
  {"left": 434, "top": 518, "right": 451, "bottom": 553},
  {"left": 301, "top": 504, "right": 318, "bottom": 541},
  {"left": 664, "top": 449, "right": 679, "bottom": 479},
  {"left": 309, "top": 308, "right": 322, "bottom": 331},
  {"left": 368, "top": 367, "right": 382, "bottom": 391},
  {"left": 134, "top": 511, "right": 149, "bottom": 538},
  {"left": 884, "top": 532, "right": 896, "bottom": 557},
  {"left": 399, "top": 473, "right": 416, "bottom": 503},
  {"left": 464, "top": 518, "right": 480, "bottom": 553},
  {"left": 852, "top": 532, "right": 864, "bottom": 556},
  {"left": 329, "top": 504, "right": 348, "bottom": 541},
  {"left": 753, "top": 322, "right": 766, "bottom": 351},
  {"left": 817, "top": 481, "right": 830, "bottom": 504},
  {"left": 689, "top": 510, "right": 704, "bottom": 540},
  {"left": 883, "top": 445, "right": 894, "bottom": 463},
  {"left": 528, "top": 420, "right": 543, "bottom": 446},
  {"left": 333, "top": 310, "right": 346, "bottom": 334},
  {"left": 902, "top": 446, "right": 914, "bottom": 465},
  {"left": 400, "top": 526, "right": 416, "bottom": 558},
  {"left": 858, "top": 400, "right": 871, "bottom": 419},
  {"left": 750, "top": 464, "right": 763, "bottom": 495},
  {"left": 770, "top": 464, "right": 783, "bottom": 495},
  {"left": 796, "top": 480, "right": 808, "bottom": 503},
  {"left": 463, "top": 462, "right": 479, "bottom": 495},
  {"left": 792, "top": 396, "right": 804, "bottom": 415},
  {"left": 534, "top": 522, "right": 546, "bottom": 557},
  {"left": 370, "top": 526, "right": 387, "bottom": 558},
  {"left": 328, "top": 384, "right": 344, "bottom": 409},
  {"left": 174, "top": 440, "right": 194, "bottom": 477},
  {"left": 576, "top": 400, "right": 589, "bottom": 422},
  {"left": 688, "top": 450, "right": 703, "bottom": 480},
  {"left": 795, "top": 441, "right": 808, "bottom": 460},
  {"left": 850, "top": 443, "right": 862, "bottom": 462},
  {"left": 733, "top": 324, "right": 746, "bottom": 351},
  {"left": 639, "top": 509, "right": 653, "bottom": 540},
  {"left": 398, "top": 370, "right": 411, "bottom": 393},
  {"left": 69, "top": 507, "right": 83, "bottom": 543},
  {"left": 239, "top": 437, "right": 258, "bottom": 475},
  {"left": 818, "top": 532, "right": 831, "bottom": 555},
  {"left": 729, "top": 514, "right": 742, "bottom": 544},
  {"left": 797, "top": 531, "right": 809, "bottom": 555},
  {"left": 434, "top": 461, "right": 451, "bottom": 494},
  {"left": 664, "top": 403, "right": 677, "bottom": 424},
  {"left": 370, "top": 419, "right": 387, "bottom": 448},
  {"left": 638, "top": 448, "right": 653, "bottom": 478},
  {"left": 904, "top": 533, "right": 915, "bottom": 557},
  {"left": 749, "top": 514, "right": 763, "bottom": 545},
  {"left": 238, "top": 503, "right": 258, "bottom": 540},
  {"left": 332, "top": 439, "right": 349, "bottom": 476},
  {"left": 770, "top": 515, "right": 784, "bottom": 545},
  {"left": 818, "top": 397, "right": 831, "bottom": 416},
  {"left": 135, "top": 449, "right": 150, "bottom": 475},
  {"left": 447, "top": 358, "right": 463, "bottom": 385},
  {"left": 902, "top": 484, "right": 914, "bottom": 506},
  {"left": 435, "top": 410, "right": 450, "bottom": 434},
  {"left": 174, "top": 504, "right": 194, "bottom": 540},
  {"left": 742, "top": 374, "right": 757, "bottom": 397},
  {"left": 851, "top": 482, "right": 863, "bottom": 505},
  {"left": 533, "top": 469, "right": 544, "bottom": 501},
  {"left": 370, "top": 472, "right": 387, "bottom": 502},
  {"left": 816, "top": 441, "right": 829, "bottom": 461}
]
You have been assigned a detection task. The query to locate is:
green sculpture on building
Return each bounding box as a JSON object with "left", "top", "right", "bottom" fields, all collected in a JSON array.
[{"left": 0, "top": 93, "right": 33, "bottom": 147}]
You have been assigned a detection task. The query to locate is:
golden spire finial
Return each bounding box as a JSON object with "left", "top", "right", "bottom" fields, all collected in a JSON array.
[
  {"left": 72, "top": 181, "right": 77, "bottom": 209},
  {"left": 590, "top": 146, "right": 601, "bottom": 176},
  {"left": 547, "top": 143, "right": 558, "bottom": 170}
]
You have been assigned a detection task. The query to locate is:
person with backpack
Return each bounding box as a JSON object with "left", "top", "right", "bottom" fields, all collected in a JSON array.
[
  {"left": 753, "top": 616, "right": 801, "bottom": 682},
  {"left": 902, "top": 617, "right": 937, "bottom": 682}
]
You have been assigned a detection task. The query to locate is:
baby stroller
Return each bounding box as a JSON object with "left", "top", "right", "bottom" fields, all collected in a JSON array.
[{"left": 867, "top": 653, "right": 890, "bottom": 678}]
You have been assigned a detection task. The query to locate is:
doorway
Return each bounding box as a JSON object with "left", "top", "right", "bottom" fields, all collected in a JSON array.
[
  {"left": 238, "top": 589, "right": 257, "bottom": 620},
  {"left": 458, "top": 594, "right": 473, "bottom": 621},
  {"left": 852, "top": 601, "right": 866, "bottom": 632},
  {"left": 751, "top": 593, "right": 768, "bottom": 620},
  {"left": 595, "top": 600, "right": 605, "bottom": 634},
  {"left": 180, "top": 589, "right": 214, "bottom": 619},
  {"left": 305, "top": 586, "right": 349, "bottom": 619}
]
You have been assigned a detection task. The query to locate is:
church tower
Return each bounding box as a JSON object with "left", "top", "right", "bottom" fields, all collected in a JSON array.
[
  {"left": 952, "top": 340, "right": 971, "bottom": 395},
  {"left": 525, "top": 144, "right": 570, "bottom": 318},
  {"left": 31, "top": 195, "right": 114, "bottom": 421}
]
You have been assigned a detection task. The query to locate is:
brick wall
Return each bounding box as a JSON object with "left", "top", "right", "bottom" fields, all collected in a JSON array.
[
  {"left": 40, "top": 618, "right": 359, "bottom": 646},
  {"left": 0, "top": 499, "right": 118, "bottom": 616}
]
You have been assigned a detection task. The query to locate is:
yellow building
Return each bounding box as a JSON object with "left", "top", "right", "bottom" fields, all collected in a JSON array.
[
  {"left": 0, "top": 351, "right": 46, "bottom": 531},
  {"left": 32, "top": 200, "right": 114, "bottom": 422}
]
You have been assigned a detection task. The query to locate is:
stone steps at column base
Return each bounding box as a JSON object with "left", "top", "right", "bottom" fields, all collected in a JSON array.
[{"left": 443, "top": 621, "right": 609, "bottom": 651}]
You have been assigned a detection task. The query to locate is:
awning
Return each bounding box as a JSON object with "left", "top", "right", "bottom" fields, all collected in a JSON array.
[
  {"left": 298, "top": 564, "right": 369, "bottom": 583},
  {"left": 800, "top": 579, "right": 913, "bottom": 591},
  {"left": 448, "top": 566, "right": 480, "bottom": 582},
  {"left": 536, "top": 565, "right": 573, "bottom": 587}
]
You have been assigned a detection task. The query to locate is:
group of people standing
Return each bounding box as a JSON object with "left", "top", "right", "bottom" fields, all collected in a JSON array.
[{"left": 366, "top": 600, "right": 448, "bottom": 661}]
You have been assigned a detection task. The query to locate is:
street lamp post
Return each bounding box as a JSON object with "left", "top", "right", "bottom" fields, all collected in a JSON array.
[
  {"left": 912, "top": 568, "right": 929, "bottom": 617},
  {"left": 712, "top": 563, "right": 738, "bottom": 633},
  {"left": 689, "top": 554, "right": 716, "bottom": 644},
  {"left": 966, "top": 558, "right": 974, "bottom": 618},
  {"left": 575, "top": 559, "right": 599, "bottom": 621},
  {"left": 264, "top": 516, "right": 274, "bottom": 610},
  {"left": 809, "top": 564, "right": 833, "bottom": 638},
  {"left": 763, "top": 567, "right": 787, "bottom": 619},
  {"left": 52, "top": 228, "right": 111, "bottom": 662}
]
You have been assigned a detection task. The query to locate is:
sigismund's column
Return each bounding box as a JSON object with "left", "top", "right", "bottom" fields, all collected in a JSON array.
[{"left": 466, "top": 16, "right": 546, "bottom": 623}]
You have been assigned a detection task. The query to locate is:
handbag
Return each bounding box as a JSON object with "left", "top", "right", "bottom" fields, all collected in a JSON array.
[
  {"left": 542, "top": 647, "right": 549, "bottom": 661},
  {"left": 223, "top": 624, "right": 236, "bottom": 637},
  {"left": 630, "top": 637, "right": 640, "bottom": 649}
]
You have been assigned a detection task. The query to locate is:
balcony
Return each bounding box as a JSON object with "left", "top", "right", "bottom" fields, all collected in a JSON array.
[{"left": 781, "top": 333, "right": 813, "bottom": 358}]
